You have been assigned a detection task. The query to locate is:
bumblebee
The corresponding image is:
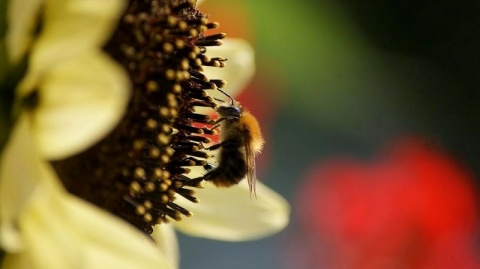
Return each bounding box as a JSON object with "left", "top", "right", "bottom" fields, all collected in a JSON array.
[{"left": 202, "top": 89, "right": 264, "bottom": 195}]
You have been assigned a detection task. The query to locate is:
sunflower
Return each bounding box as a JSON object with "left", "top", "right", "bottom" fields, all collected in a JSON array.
[{"left": 0, "top": 0, "right": 289, "bottom": 268}]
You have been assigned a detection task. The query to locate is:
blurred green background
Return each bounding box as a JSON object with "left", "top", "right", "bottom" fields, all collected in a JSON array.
[{"left": 179, "top": 0, "right": 480, "bottom": 268}]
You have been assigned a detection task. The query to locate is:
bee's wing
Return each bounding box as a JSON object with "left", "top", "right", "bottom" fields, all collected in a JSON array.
[{"left": 244, "top": 132, "right": 257, "bottom": 197}]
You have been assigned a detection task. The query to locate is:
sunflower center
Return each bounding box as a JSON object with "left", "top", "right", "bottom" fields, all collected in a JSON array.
[{"left": 52, "top": 0, "right": 226, "bottom": 234}]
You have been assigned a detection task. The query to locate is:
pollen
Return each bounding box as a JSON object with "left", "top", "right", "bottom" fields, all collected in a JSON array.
[
  {"left": 149, "top": 147, "right": 160, "bottom": 157},
  {"left": 51, "top": 0, "right": 226, "bottom": 234},
  {"left": 134, "top": 167, "right": 146, "bottom": 179}
]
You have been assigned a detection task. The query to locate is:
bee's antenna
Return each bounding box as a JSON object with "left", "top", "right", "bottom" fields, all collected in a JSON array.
[
  {"left": 217, "top": 88, "right": 234, "bottom": 106},
  {"left": 213, "top": 97, "right": 225, "bottom": 103}
]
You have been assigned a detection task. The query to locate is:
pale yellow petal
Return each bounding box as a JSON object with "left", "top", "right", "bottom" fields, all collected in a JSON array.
[
  {"left": 60, "top": 195, "right": 171, "bottom": 268},
  {"left": 18, "top": 0, "right": 126, "bottom": 96},
  {"left": 3, "top": 140, "right": 170, "bottom": 268},
  {"left": 6, "top": 0, "right": 44, "bottom": 64},
  {"left": 33, "top": 50, "right": 130, "bottom": 160},
  {"left": 6, "top": 180, "right": 171, "bottom": 268},
  {"left": 174, "top": 180, "right": 290, "bottom": 241},
  {"left": 0, "top": 115, "right": 40, "bottom": 252},
  {"left": 203, "top": 38, "right": 255, "bottom": 100},
  {"left": 19, "top": 187, "right": 78, "bottom": 268},
  {"left": 1, "top": 251, "right": 34, "bottom": 268},
  {"left": 152, "top": 224, "right": 180, "bottom": 269}
]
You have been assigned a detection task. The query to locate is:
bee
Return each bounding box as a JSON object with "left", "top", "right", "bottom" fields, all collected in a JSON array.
[{"left": 202, "top": 89, "right": 264, "bottom": 195}]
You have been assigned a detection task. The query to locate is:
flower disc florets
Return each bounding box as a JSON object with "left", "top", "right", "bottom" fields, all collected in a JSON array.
[{"left": 53, "top": 0, "right": 226, "bottom": 234}]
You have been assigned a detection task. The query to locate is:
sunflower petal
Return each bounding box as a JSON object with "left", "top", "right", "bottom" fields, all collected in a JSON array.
[
  {"left": 33, "top": 50, "right": 130, "bottom": 160},
  {"left": 59, "top": 195, "right": 172, "bottom": 268},
  {"left": 5, "top": 0, "right": 44, "bottom": 64},
  {"left": 152, "top": 224, "right": 180, "bottom": 269},
  {"left": 1, "top": 118, "right": 171, "bottom": 267},
  {"left": 202, "top": 38, "right": 255, "bottom": 100},
  {"left": 36, "top": 0, "right": 126, "bottom": 66},
  {"left": 3, "top": 174, "right": 172, "bottom": 268},
  {"left": 17, "top": 0, "right": 126, "bottom": 97},
  {"left": 0, "top": 115, "right": 40, "bottom": 252},
  {"left": 1, "top": 251, "right": 34, "bottom": 268},
  {"left": 17, "top": 186, "right": 79, "bottom": 268},
  {"left": 174, "top": 180, "right": 290, "bottom": 241}
]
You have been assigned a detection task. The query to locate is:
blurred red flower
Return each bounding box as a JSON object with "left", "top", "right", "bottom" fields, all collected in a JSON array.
[{"left": 293, "top": 138, "right": 480, "bottom": 269}]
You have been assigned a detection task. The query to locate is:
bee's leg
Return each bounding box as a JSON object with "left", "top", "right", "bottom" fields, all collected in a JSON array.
[
  {"left": 202, "top": 143, "right": 223, "bottom": 151},
  {"left": 202, "top": 140, "right": 239, "bottom": 151},
  {"left": 210, "top": 123, "right": 222, "bottom": 131},
  {"left": 202, "top": 164, "right": 219, "bottom": 180},
  {"left": 176, "top": 174, "right": 203, "bottom": 188},
  {"left": 199, "top": 141, "right": 217, "bottom": 150},
  {"left": 203, "top": 163, "right": 217, "bottom": 171},
  {"left": 206, "top": 116, "right": 239, "bottom": 131},
  {"left": 207, "top": 118, "right": 225, "bottom": 130}
]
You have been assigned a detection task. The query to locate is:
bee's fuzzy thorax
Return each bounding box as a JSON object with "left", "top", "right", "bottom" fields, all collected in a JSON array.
[{"left": 239, "top": 110, "right": 264, "bottom": 154}]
